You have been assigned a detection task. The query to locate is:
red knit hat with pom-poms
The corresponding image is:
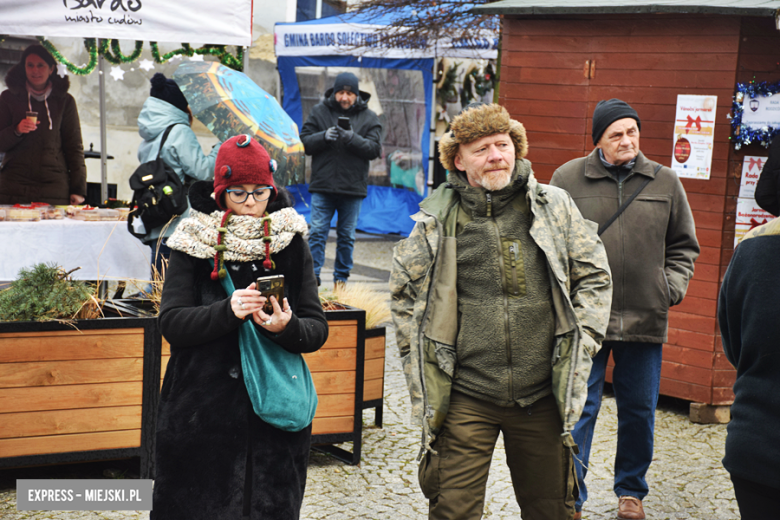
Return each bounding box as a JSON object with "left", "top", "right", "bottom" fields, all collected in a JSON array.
[
  {"left": 210, "top": 135, "right": 279, "bottom": 280},
  {"left": 213, "top": 134, "right": 277, "bottom": 210}
]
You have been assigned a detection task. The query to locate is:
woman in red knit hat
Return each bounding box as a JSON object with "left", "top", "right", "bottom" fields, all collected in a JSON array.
[{"left": 152, "top": 135, "right": 328, "bottom": 519}]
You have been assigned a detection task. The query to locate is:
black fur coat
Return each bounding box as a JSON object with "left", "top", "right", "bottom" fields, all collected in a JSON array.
[{"left": 152, "top": 182, "right": 328, "bottom": 519}]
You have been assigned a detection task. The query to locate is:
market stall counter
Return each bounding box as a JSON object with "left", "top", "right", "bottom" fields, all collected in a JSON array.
[{"left": 0, "top": 217, "right": 150, "bottom": 282}]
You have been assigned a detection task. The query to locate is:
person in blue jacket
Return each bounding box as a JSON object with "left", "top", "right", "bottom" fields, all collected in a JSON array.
[{"left": 136, "top": 72, "right": 221, "bottom": 281}]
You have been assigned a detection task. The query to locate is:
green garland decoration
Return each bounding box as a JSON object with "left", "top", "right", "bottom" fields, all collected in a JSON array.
[
  {"left": 39, "top": 37, "right": 244, "bottom": 75},
  {"left": 38, "top": 37, "right": 98, "bottom": 76},
  {"left": 151, "top": 42, "right": 243, "bottom": 71},
  {"left": 99, "top": 39, "right": 144, "bottom": 65}
]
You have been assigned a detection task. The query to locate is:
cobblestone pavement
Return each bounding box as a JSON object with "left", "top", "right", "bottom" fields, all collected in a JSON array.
[{"left": 0, "top": 233, "right": 738, "bottom": 519}]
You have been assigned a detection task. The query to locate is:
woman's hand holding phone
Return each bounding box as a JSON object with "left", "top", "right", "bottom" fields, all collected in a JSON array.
[
  {"left": 231, "top": 282, "right": 292, "bottom": 332},
  {"left": 252, "top": 294, "right": 292, "bottom": 333}
]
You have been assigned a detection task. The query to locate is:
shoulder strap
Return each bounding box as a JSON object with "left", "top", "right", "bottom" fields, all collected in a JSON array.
[
  {"left": 598, "top": 164, "right": 662, "bottom": 236},
  {"left": 156, "top": 124, "right": 180, "bottom": 160}
]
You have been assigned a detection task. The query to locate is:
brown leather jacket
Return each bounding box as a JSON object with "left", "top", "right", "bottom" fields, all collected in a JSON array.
[{"left": 551, "top": 149, "right": 699, "bottom": 343}]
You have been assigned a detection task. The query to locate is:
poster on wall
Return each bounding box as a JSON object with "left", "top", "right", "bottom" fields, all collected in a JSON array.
[
  {"left": 729, "top": 82, "right": 780, "bottom": 149},
  {"left": 734, "top": 199, "right": 774, "bottom": 247},
  {"left": 671, "top": 95, "right": 717, "bottom": 180},
  {"left": 734, "top": 155, "right": 775, "bottom": 247},
  {"left": 738, "top": 156, "right": 767, "bottom": 199}
]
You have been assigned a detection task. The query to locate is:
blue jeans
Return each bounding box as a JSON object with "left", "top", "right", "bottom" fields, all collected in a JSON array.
[
  {"left": 572, "top": 341, "right": 663, "bottom": 511},
  {"left": 308, "top": 192, "right": 363, "bottom": 285}
]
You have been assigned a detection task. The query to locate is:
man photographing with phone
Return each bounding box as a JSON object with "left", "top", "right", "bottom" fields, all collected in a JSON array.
[{"left": 300, "top": 71, "right": 382, "bottom": 289}]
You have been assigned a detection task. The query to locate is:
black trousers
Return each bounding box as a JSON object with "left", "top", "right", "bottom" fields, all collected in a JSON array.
[{"left": 731, "top": 474, "right": 778, "bottom": 519}]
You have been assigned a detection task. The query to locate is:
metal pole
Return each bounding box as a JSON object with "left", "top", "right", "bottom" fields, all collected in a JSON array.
[
  {"left": 243, "top": 46, "right": 249, "bottom": 74},
  {"left": 98, "top": 53, "right": 108, "bottom": 203},
  {"left": 315, "top": 0, "right": 322, "bottom": 19},
  {"left": 428, "top": 58, "right": 437, "bottom": 192}
]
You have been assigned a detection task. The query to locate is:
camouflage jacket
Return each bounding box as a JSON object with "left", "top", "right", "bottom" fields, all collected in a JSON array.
[{"left": 390, "top": 163, "right": 612, "bottom": 454}]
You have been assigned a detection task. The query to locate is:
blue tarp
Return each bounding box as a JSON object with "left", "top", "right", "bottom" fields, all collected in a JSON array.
[
  {"left": 276, "top": 13, "right": 440, "bottom": 237},
  {"left": 276, "top": 8, "right": 496, "bottom": 237},
  {"left": 287, "top": 183, "right": 420, "bottom": 236}
]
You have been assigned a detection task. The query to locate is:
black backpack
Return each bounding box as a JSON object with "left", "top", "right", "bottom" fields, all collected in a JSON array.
[{"left": 127, "top": 124, "right": 188, "bottom": 239}]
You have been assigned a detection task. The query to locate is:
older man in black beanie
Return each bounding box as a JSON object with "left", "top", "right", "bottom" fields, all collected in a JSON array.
[
  {"left": 300, "top": 72, "right": 382, "bottom": 289},
  {"left": 551, "top": 99, "right": 700, "bottom": 520}
]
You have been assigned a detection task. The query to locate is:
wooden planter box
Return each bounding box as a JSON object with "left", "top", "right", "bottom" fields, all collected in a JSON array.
[
  {"left": 0, "top": 303, "right": 370, "bottom": 475},
  {"left": 363, "top": 326, "right": 386, "bottom": 428},
  {"left": 304, "top": 306, "right": 365, "bottom": 465},
  {"left": 0, "top": 317, "right": 161, "bottom": 478}
]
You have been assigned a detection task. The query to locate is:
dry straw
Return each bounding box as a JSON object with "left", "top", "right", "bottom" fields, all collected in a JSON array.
[{"left": 321, "top": 283, "right": 391, "bottom": 330}]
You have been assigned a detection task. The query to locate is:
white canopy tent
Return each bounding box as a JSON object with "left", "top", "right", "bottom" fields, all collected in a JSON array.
[{"left": 0, "top": 0, "right": 252, "bottom": 199}]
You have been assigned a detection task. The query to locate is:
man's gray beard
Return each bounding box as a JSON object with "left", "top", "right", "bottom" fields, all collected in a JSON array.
[{"left": 476, "top": 170, "right": 512, "bottom": 191}]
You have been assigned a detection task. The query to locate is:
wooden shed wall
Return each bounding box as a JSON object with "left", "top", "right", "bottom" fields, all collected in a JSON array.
[{"left": 499, "top": 13, "right": 764, "bottom": 405}]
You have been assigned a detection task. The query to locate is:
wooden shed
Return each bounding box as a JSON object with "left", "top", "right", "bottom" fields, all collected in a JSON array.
[{"left": 475, "top": 0, "right": 780, "bottom": 417}]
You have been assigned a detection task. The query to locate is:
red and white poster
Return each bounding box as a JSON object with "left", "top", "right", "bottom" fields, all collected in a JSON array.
[
  {"left": 734, "top": 199, "right": 774, "bottom": 246},
  {"left": 735, "top": 155, "right": 775, "bottom": 246},
  {"left": 738, "top": 155, "right": 767, "bottom": 199},
  {"left": 671, "top": 95, "right": 717, "bottom": 180}
]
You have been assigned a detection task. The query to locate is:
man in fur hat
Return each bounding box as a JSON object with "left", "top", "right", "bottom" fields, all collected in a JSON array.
[
  {"left": 390, "top": 103, "right": 613, "bottom": 520},
  {"left": 551, "top": 99, "right": 700, "bottom": 520},
  {"left": 300, "top": 72, "right": 382, "bottom": 289}
]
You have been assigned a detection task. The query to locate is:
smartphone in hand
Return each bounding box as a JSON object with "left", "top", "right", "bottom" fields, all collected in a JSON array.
[
  {"left": 337, "top": 116, "right": 351, "bottom": 130},
  {"left": 256, "top": 275, "right": 284, "bottom": 313}
]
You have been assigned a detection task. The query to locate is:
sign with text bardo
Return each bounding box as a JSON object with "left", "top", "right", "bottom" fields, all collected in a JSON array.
[
  {"left": 0, "top": 0, "right": 252, "bottom": 46},
  {"left": 671, "top": 95, "right": 717, "bottom": 180}
]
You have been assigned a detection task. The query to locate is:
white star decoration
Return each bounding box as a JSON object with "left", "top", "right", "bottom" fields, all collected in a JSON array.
[
  {"left": 138, "top": 59, "right": 155, "bottom": 71},
  {"left": 189, "top": 54, "right": 204, "bottom": 62},
  {"left": 56, "top": 63, "right": 68, "bottom": 78},
  {"left": 109, "top": 66, "right": 125, "bottom": 81}
]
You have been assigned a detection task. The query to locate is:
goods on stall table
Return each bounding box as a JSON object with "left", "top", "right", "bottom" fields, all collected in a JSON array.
[
  {"left": 43, "top": 207, "right": 66, "bottom": 219},
  {"left": 4, "top": 206, "right": 42, "bottom": 222},
  {"left": 67, "top": 206, "right": 121, "bottom": 221}
]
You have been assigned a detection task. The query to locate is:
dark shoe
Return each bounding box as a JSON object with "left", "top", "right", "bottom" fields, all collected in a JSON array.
[
  {"left": 573, "top": 512, "right": 582, "bottom": 520},
  {"left": 334, "top": 280, "right": 346, "bottom": 292},
  {"left": 617, "top": 496, "right": 645, "bottom": 519}
]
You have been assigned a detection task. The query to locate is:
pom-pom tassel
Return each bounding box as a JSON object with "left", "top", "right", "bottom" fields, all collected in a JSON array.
[{"left": 211, "top": 211, "right": 233, "bottom": 280}]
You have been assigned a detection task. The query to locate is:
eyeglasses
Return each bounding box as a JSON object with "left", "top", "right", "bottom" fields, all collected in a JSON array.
[{"left": 225, "top": 187, "right": 272, "bottom": 204}]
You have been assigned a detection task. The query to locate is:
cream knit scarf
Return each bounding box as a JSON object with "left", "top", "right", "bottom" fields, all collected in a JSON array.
[{"left": 167, "top": 207, "right": 308, "bottom": 262}]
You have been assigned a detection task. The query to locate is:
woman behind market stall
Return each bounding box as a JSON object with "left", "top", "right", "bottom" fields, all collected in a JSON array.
[
  {"left": 152, "top": 135, "right": 328, "bottom": 519},
  {"left": 0, "top": 44, "right": 86, "bottom": 205},
  {"left": 137, "top": 72, "right": 221, "bottom": 278}
]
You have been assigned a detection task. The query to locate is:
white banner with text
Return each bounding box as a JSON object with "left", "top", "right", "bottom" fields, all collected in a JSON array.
[{"left": 0, "top": 0, "right": 252, "bottom": 46}]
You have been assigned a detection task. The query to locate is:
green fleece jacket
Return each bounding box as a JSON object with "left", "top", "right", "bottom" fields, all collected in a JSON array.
[
  {"left": 390, "top": 159, "right": 612, "bottom": 453},
  {"left": 449, "top": 165, "right": 556, "bottom": 407}
]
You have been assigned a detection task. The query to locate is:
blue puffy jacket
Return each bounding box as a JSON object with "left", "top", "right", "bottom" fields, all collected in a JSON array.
[{"left": 137, "top": 97, "right": 220, "bottom": 244}]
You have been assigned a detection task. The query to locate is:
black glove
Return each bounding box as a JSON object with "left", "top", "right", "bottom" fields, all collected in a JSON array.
[
  {"left": 325, "top": 127, "right": 338, "bottom": 142},
  {"left": 336, "top": 125, "right": 354, "bottom": 143}
]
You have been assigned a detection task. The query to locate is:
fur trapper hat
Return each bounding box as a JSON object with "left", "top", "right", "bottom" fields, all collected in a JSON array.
[{"left": 438, "top": 103, "right": 528, "bottom": 172}]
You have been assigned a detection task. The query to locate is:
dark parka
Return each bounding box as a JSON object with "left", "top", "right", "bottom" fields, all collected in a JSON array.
[
  {"left": 299, "top": 88, "right": 382, "bottom": 198},
  {"left": 718, "top": 218, "right": 780, "bottom": 491},
  {"left": 0, "top": 64, "right": 86, "bottom": 205},
  {"left": 754, "top": 139, "right": 780, "bottom": 217},
  {"left": 551, "top": 149, "right": 700, "bottom": 343},
  {"left": 152, "top": 182, "right": 328, "bottom": 520}
]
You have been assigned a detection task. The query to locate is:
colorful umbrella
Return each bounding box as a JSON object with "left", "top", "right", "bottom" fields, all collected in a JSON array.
[{"left": 173, "top": 61, "right": 304, "bottom": 185}]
